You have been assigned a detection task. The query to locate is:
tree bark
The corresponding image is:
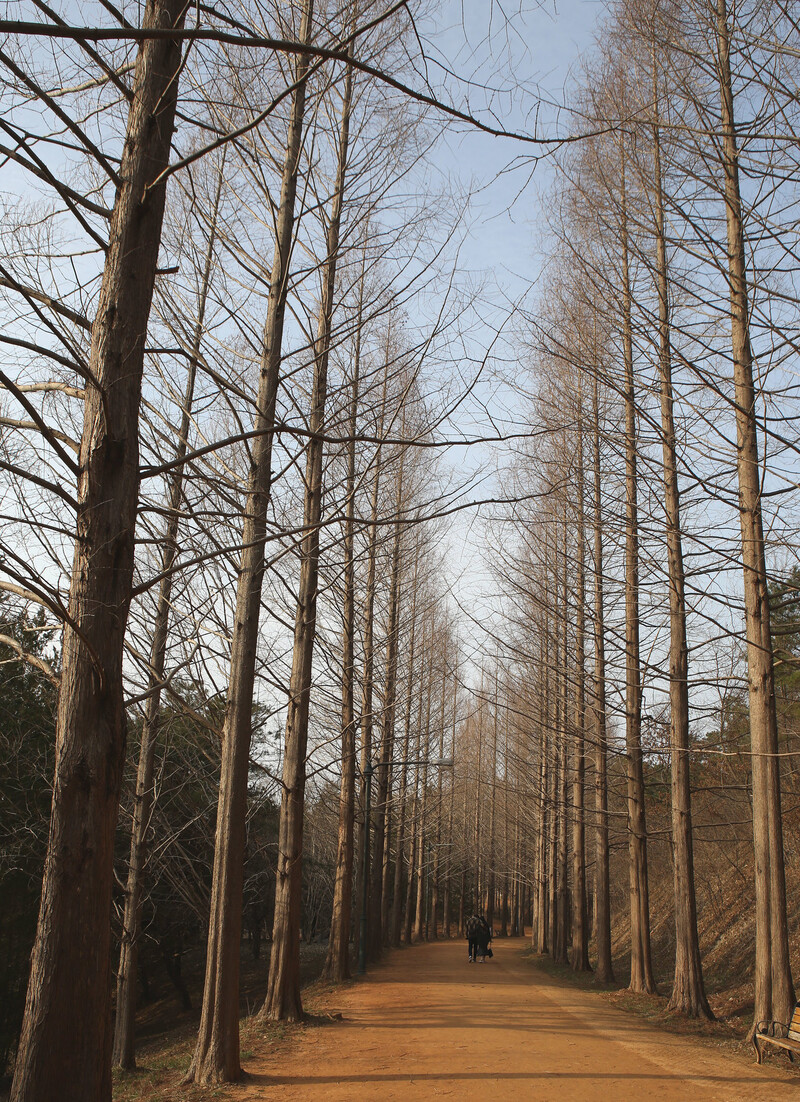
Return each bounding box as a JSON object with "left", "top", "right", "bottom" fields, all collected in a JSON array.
[
  {"left": 113, "top": 163, "right": 223, "bottom": 1070},
  {"left": 370, "top": 456, "right": 404, "bottom": 956},
  {"left": 11, "top": 4, "right": 186, "bottom": 1099},
  {"left": 619, "top": 139, "right": 656, "bottom": 995},
  {"left": 554, "top": 509, "right": 570, "bottom": 965},
  {"left": 322, "top": 190, "right": 361, "bottom": 984},
  {"left": 650, "top": 79, "right": 712, "bottom": 1019},
  {"left": 263, "top": 42, "right": 354, "bottom": 1021},
  {"left": 352, "top": 360, "right": 388, "bottom": 969},
  {"left": 390, "top": 566, "right": 419, "bottom": 947},
  {"left": 186, "top": 1, "right": 314, "bottom": 1077},
  {"left": 715, "top": 0, "right": 794, "bottom": 1030},
  {"left": 591, "top": 373, "right": 614, "bottom": 985},
  {"left": 571, "top": 416, "right": 590, "bottom": 973}
]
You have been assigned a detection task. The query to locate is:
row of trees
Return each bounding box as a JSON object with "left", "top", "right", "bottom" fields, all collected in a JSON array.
[{"left": 491, "top": 0, "right": 800, "bottom": 1029}]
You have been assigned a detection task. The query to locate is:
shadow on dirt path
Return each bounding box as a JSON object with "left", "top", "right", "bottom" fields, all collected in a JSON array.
[{"left": 238, "top": 937, "right": 799, "bottom": 1101}]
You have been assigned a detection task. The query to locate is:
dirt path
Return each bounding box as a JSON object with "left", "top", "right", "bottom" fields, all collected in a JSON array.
[{"left": 239, "top": 938, "right": 799, "bottom": 1101}]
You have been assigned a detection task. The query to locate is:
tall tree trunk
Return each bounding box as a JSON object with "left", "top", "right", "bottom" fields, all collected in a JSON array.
[
  {"left": 187, "top": 3, "right": 314, "bottom": 1076},
  {"left": 554, "top": 511, "right": 569, "bottom": 965},
  {"left": 11, "top": 5, "right": 186, "bottom": 1099},
  {"left": 650, "top": 82, "right": 712, "bottom": 1019},
  {"left": 715, "top": 0, "right": 794, "bottom": 1029},
  {"left": 430, "top": 664, "right": 448, "bottom": 938},
  {"left": 571, "top": 419, "right": 590, "bottom": 972},
  {"left": 322, "top": 207, "right": 362, "bottom": 984},
  {"left": 11, "top": 4, "right": 186, "bottom": 1097},
  {"left": 113, "top": 163, "right": 223, "bottom": 1070},
  {"left": 535, "top": 628, "right": 550, "bottom": 954},
  {"left": 390, "top": 575, "right": 418, "bottom": 946},
  {"left": 351, "top": 376, "right": 387, "bottom": 970},
  {"left": 487, "top": 669, "right": 498, "bottom": 931},
  {"left": 443, "top": 677, "right": 458, "bottom": 938},
  {"left": 370, "top": 455, "right": 404, "bottom": 956},
  {"left": 591, "top": 374, "right": 614, "bottom": 985},
  {"left": 473, "top": 701, "right": 483, "bottom": 915},
  {"left": 620, "top": 143, "right": 656, "bottom": 995},
  {"left": 414, "top": 647, "right": 433, "bottom": 940},
  {"left": 263, "top": 45, "right": 354, "bottom": 1021},
  {"left": 403, "top": 676, "right": 424, "bottom": 945}
]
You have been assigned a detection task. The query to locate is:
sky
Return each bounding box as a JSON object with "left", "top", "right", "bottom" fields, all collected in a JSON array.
[{"left": 408, "top": 0, "right": 606, "bottom": 656}]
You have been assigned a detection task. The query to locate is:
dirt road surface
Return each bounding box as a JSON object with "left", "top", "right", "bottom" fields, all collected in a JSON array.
[{"left": 239, "top": 938, "right": 799, "bottom": 1101}]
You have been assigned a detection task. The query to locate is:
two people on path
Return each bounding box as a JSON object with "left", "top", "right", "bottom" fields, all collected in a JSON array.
[{"left": 465, "top": 914, "right": 492, "bottom": 963}]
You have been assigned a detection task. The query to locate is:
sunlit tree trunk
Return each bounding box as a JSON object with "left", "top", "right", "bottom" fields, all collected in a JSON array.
[
  {"left": 571, "top": 416, "right": 590, "bottom": 972},
  {"left": 715, "top": 0, "right": 793, "bottom": 1029},
  {"left": 620, "top": 143, "right": 656, "bottom": 995},
  {"left": 187, "top": 1, "right": 315, "bottom": 1076},
  {"left": 263, "top": 43, "right": 354, "bottom": 1022},
  {"left": 591, "top": 373, "right": 614, "bottom": 985},
  {"left": 323, "top": 213, "right": 363, "bottom": 984},
  {"left": 650, "top": 76, "right": 711, "bottom": 1018}
]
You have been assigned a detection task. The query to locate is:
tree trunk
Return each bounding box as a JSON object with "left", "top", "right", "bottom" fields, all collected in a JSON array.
[
  {"left": 370, "top": 461, "right": 404, "bottom": 956},
  {"left": 591, "top": 374, "right": 614, "bottom": 985},
  {"left": 113, "top": 164, "right": 223, "bottom": 1070},
  {"left": 322, "top": 197, "right": 362, "bottom": 984},
  {"left": 650, "top": 84, "right": 712, "bottom": 1019},
  {"left": 554, "top": 512, "right": 569, "bottom": 966},
  {"left": 263, "top": 44, "right": 354, "bottom": 1021},
  {"left": 11, "top": 5, "right": 186, "bottom": 1100},
  {"left": 571, "top": 418, "right": 590, "bottom": 973},
  {"left": 186, "top": 2, "right": 314, "bottom": 1077},
  {"left": 715, "top": 0, "right": 794, "bottom": 1030},
  {"left": 487, "top": 670, "right": 498, "bottom": 932},
  {"left": 620, "top": 143, "right": 656, "bottom": 995},
  {"left": 390, "top": 571, "right": 419, "bottom": 947},
  {"left": 413, "top": 647, "right": 432, "bottom": 941}
]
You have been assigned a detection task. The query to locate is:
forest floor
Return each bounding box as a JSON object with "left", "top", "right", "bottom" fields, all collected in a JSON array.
[{"left": 114, "top": 936, "right": 800, "bottom": 1101}]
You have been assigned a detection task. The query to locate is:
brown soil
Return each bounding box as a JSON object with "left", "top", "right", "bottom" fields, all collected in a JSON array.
[{"left": 228, "top": 937, "right": 800, "bottom": 1102}]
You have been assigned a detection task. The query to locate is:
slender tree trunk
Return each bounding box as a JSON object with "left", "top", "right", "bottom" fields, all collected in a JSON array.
[
  {"left": 322, "top": 210, "right": 362, "bottom": 984},
  {"left": 113, "top": 164, "right": 223, "bottom": 1070},
  {"left": 187, "top": 6, "right": 314, "bottom": 1074},
  {"left": 555, "top": 512, "right": 570, "bottom": 965},
  {"left": 10, "top": 6, "right": 186, "bottom": 1100},
  {"left": 591, "top": 374, "right": 614, "bottom": 985},
  {"left": 429, "top": 656, "right": 448, "bottom": 939},
  {"left": 620, "top": 144, "right": 656, "bottom": 995},
  {"left": 263, "top": 46, "right": 354, "bottom": 1022},
  {"left": 442, "top": 678, "right": 458, "bottom": 938},
  {"left": 351, "top": 377, "right": 387, "bottom": 969},
  {"left": 715, "top": 0, "right": 794, "bottom": 1029},
  {"left": 414, "top": 651, "right": 433, "bottom": 940},
  {"left": 473, "top": 703, "right": 483, "bottom": 915},
  {"left": 571, "top": 420, "right": 590, "bottom": 972},
  {"left": 650, "top": 87, "right": 712, "bottom": 1019},
  {"left": 370, "top": 457, "right": 404, "bottom": 956},
  {"left": 487, "top": 670, "right": 498, "bottom": 932},
  {"left": 390, "top": 578, "right": 418, "bottom": 946},
  {"left": 403, "top": 681, "right": 423, "bottom": 944},
  {"left": 535, "top": 629, "right": 550, "bottom": 954}
]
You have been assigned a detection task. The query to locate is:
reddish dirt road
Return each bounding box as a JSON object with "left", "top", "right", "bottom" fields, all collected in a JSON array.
[{"left": 240, "top": 938, "right": 799, "bottom": 1101}]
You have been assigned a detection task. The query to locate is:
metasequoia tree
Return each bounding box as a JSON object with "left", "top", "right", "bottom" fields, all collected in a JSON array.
[
  {"left": 263, "top": 22, "right": 356, "bottom": 1023},
  {"left": 187, "top": 0, "right": 316, "bottom": 1076},
  {"left": 629, "top": 3, "right": 710, "bottom": 1015},
  {"left": 113, "top": 160, "right": 226, "bottom": 1070},
  {"left": 8, "top": 3, "right": 188, "bottom": 1099},
  {"left": 711, "top": 0, "right": 794, "bottom": 1029}
]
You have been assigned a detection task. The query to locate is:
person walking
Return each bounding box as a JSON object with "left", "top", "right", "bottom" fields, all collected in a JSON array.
[{"left": 465, "top": 913, "right": 492, "bottom": 962}]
